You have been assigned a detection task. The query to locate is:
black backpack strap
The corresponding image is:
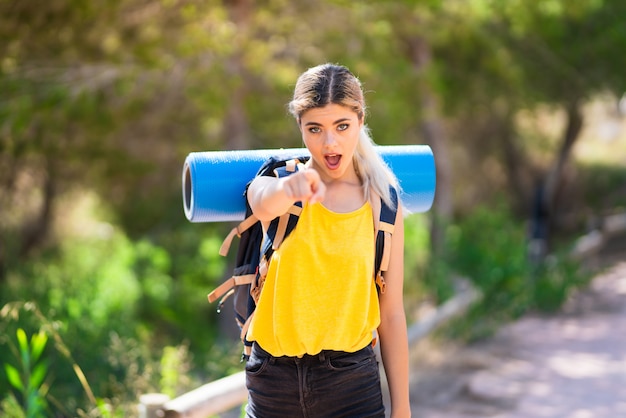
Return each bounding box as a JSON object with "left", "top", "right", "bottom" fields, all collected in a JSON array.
[
  {"left": 261, "top": 156, "right": 308, "bottom": 251},
  {"left": 209, "top": 207, "right": 263, "bottom": 313},
  {"left": 208, "top": 154, "right": 311, "bottom": 361},
  {"left": 242, "top": 157, "right": 308, "bottom": 359},
  {"left": 374, "top": 186, "right": 398, "bottom": 294}
]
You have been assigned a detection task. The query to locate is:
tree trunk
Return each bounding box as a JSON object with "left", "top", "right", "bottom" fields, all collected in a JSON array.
[
  {"left": 223, "top": 75, "right": 252, "bottom": 150},
  {"left": 540, "top": 99, "right": 584, "bottom": 250},
  {"left": 498, "top": 113, "right": 530, "bottom": 214},
  {"left": 404, "top": 35, "right": 453, "bottom": 258},
  {"left": 19, "top": 158, "right": 56, "bottom": 259},
  {"left": 222, "top": 0, "right": 253, "bottom": 150}
]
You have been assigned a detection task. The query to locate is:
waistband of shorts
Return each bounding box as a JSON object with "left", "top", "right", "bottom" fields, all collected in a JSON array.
[{"left": 253, "top": 342, "right": 373, "bottom": 363}]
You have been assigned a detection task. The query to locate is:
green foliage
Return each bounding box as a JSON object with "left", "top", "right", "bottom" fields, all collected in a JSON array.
[
  {"left": 93, "top": 334, "right": 199, "bottom": 416},
  {"left": 450, "top": 201, "right": 531, "bottom": 317},
  {"left": 2, "top": 329, "right": 49, "bottom": 418},
  {"left": 0, "top": 301, "right": 210, "bottom": 416},
  {"left": 403, "top": 213, "right": 431, "bottom": 295},
  {"left": 0, "top": 395, "right": 25, "bottom": 418},
  {"left": 1, "top": 0, "right": 624, "bottom": 413},
  {"left": 26, "top": 231, "right": 142, "bottom": 336},
  {"left": 421, "top": 257, "right": 456, "bottom": 305},
  {"left": 579, "top": 162, "right": 626, "bottom": 211},
  {"left": 531, "top": 254, "right": 589, "bottom": 312},
  {"left": 159, "top": 345, "right": 193, "bottom": 399},
  {"left": 0, "top": 221, "right": 230, "bottom": 414},
  {"left": 403, "top": 213, "right": 457, "bottom": 307},
  {"left": 439, "top": 201, "right": 590, "bottom": 341},
  {"left": 1, "top": 301, "right": 99, "bottom": 415}
]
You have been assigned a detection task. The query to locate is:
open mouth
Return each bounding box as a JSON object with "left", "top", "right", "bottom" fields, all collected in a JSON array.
[{"left": 324, "top": 154, "right": 342, "bottom": 170}]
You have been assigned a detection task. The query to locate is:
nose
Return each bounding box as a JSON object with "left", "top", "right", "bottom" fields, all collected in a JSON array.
[{"left": 323, "top": 131, "right": 338, "bottom": 147}]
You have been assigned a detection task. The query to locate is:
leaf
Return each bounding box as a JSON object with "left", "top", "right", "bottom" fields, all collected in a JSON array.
[
  {"left": 16, "top": 328, "right": 28, "bottom": 354},
  {"left": 29, "top": 362, "right": 48, "bottom": 390},
  {"left": 0, "top": 392, "right": 26, "bottom": 418},
  {"left": 4, "top": 364, "right": 24, "bottom": 391},
  {"left": 16, "top": 328, "right": 30, "bottom": 369},
  {"left": 96, "top": 398, "right": 112, "bottom": 418},
  {"left": 30, "top": 331, "right": 48, "bottom": 364},
  {"left": 26, "top": 391, "right": 46, "bottom": 418}
]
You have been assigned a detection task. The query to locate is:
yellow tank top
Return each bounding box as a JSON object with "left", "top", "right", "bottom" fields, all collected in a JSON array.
[{"left": 247, "top": 201, "right": 379, "bottom": 357}]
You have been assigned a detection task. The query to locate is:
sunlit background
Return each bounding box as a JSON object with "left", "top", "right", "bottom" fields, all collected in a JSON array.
[{"left": 1, "top": 1, "right": 625, "bottom": 416}]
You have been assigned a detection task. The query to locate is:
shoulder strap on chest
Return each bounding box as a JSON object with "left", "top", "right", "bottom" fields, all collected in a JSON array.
[
  {"left": 208, "top": 156, "right": 308, "bottom": 304},
  {"left": 264, "top": 156, "right": 308, "bottom": 249},
  {"left": 374, "top": 186, "right": 398, "bottom": 294}
]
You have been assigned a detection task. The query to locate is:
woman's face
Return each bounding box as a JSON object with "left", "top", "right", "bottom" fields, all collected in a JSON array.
[{"left": 299, "top": 103, "right": 362, "bottom": 182}]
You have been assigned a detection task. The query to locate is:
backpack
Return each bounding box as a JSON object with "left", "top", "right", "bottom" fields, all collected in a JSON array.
[{"left": 208, "top": 155, "right": 399, "bottom": 360}]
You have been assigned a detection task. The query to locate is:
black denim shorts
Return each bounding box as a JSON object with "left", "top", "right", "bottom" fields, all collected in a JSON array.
[{"left": 245, "top": 343, "right": 385, "bottom": 418}]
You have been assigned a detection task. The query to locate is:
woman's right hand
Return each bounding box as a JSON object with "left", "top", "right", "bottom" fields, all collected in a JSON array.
[
  {"left": 281, "top": 168, "right": 326, "bottom": 204},
  {"left": 248, "top": 167, "right": 326, "bottom": 222}
]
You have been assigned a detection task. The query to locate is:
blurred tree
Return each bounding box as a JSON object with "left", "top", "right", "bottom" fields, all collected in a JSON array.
[
  {"left": 1, "top": 0, "right": 626, "bottom": 410},
  {"left": 382, "top": 0, "right": 454, "bottom": 257},
  {"left": 3, "top": 0, "right": 624, "bottom": 274},
  {"left": 0, "top": 0, "right": 219, "bottom": 272},
  {"left": 370, "top": 0, "right": 626, "bottom": 243},
  {"left": 493, "top": 0, "right": 626, "bottom": 244},
  {"left": 2, "top": 0, "right": 625, "bottom": 272}
]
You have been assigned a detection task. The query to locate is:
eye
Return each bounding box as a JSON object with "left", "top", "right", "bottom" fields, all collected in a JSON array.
[
  {"left": 337, "top": 123, "right": 349, "bottom": 131},
  {"left": 308, "top": 126, "right": 321, "bottom": 133}
]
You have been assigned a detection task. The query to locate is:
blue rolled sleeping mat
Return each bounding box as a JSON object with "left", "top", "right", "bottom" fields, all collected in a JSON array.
[{"left": 182, "top": 145, "right": 436, "bottom": 223}]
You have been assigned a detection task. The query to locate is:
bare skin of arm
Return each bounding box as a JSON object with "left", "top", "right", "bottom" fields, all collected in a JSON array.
[{"left": 377, "top": 205, "right": 411, "bottom": 418}]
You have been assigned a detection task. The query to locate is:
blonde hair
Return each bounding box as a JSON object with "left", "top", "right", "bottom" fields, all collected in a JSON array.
[{"left": 288, "top": 63, "right": 399, "bottom": 208}]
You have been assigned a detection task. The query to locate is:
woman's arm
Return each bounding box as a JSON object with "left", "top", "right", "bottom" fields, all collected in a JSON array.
[
  {"left": 247, "top": 168, "right": 326, "bottom": 222},
  {"left": 377, "top": 204, "right": 411, "bottom": 418}
]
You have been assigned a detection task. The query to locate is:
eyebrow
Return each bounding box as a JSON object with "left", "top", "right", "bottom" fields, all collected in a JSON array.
[{"left": 304, "top": 118, "right": 352, "bottom": 126}]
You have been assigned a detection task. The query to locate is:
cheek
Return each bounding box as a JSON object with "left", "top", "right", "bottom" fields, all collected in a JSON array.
[
  {"left": 346, "top": 131, "right": 360, "bottom": 148},
  {"left": 301, "top": 135, "right": 318, "bottom": 154}
]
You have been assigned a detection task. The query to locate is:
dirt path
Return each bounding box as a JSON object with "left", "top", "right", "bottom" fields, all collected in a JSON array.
[{"left": 408, "top": 256, "right": 626, "bottom": 418}]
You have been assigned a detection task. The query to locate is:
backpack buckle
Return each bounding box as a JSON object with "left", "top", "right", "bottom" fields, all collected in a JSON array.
[{"left": 375, "top": 271, "right": 387, "bottom": 294}]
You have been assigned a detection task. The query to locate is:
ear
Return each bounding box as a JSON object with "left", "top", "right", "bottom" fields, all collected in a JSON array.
[{"left": 297, "top": 118, "right": 303, "bottom": 132}]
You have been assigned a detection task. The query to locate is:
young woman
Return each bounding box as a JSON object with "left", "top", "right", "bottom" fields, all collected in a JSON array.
[{"left": 245, "top": 63, "right": 410, "bottom": 418}]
